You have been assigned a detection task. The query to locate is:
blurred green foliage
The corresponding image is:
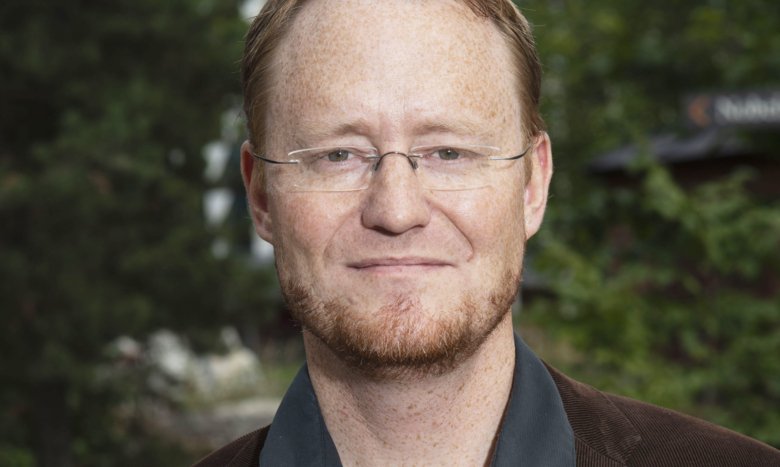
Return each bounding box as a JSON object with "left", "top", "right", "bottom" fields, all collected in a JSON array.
[
  {"left": 0, "top": 1, "right": 270, "bottom": 465},
  {"left": 518, "top": 0, "right": 780, "bottom": 447},
  {"left": 526, "top": 163, "right": 780, "bottom": 445}
]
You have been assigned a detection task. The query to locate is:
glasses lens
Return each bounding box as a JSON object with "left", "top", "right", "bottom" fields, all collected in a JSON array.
[
  {"left": 287, "top": 147, "right": 375, "bottom": 192},
  {"left": 413, "top": 145, "right": 498, "bottom": 190},
  {"left": 274, "top": 145, "right": 510, "bottom": 192}
]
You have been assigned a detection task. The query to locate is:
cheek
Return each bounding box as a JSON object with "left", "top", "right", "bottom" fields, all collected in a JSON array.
[
  {"left": 270, "top": 193, "right": 357, "bottom": 267},
  {"left": 433, "top": 182, "right": 525, "bottom": 262},
  {"left": 483, "top": 202, "right": 525, "bottom": 265}
]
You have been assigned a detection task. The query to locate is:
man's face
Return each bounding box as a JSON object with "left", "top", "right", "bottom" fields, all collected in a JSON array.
[{"left": 243, "top": 0, "right": 551, "bottom": 374}]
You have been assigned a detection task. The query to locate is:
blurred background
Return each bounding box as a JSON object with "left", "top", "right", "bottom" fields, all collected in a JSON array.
[{"left": 1, "top": 0, "right": 778, "bottom": 465}]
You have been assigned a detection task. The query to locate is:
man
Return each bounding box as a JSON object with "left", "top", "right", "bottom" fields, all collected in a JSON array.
[{"left": 196, "top": 0, "right": 779, "bottom": 465}]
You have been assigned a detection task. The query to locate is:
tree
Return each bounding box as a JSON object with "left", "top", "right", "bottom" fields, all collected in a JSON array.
[
  {"left": 0, "top": 1, "right": 253, "bottom": 465},
  {"left": 516, "top": 0, "right": 780, "bottom": 446}
]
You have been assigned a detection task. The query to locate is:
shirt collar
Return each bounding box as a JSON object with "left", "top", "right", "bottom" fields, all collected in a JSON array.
[
  {"left": 260, "top": 333, "right": 575, "bottom": 466},
  {"left": 491, "top": 334, "right": 576, "bottom": 466}
]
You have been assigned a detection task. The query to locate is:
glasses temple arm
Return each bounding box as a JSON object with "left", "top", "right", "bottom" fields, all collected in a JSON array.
[
  {"left": 491, "top": 145, "right": 533, "bottom": 161},
  {"left": 250, "top": 153, "right": 299, "bottom": 165}
]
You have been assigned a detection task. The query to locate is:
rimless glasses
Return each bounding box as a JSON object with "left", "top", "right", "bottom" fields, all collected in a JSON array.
[{"left": 251, "top": 143, "right": 531, "bottom": 192}]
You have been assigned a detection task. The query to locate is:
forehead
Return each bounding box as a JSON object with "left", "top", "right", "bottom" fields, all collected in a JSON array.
[{"left": 268, "top": 0, "right": 521, "bottom": 145}]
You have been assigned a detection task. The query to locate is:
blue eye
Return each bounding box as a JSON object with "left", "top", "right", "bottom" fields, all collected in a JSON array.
[
  {"left": 435, "top": 148, "right": 461, "bottom": 160},
  {"left": 327, "top": 149, "right": 351, "bottom": 162}
]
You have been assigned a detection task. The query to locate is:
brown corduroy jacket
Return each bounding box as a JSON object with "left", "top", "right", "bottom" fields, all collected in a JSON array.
[{"left": 193, "top": 365, "right": 779, "bottom": 466}]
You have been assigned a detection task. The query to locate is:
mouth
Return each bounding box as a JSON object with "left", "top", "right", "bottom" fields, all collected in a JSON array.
[{"left": 346, "top": 257, "right": 454, "bottom": 274}]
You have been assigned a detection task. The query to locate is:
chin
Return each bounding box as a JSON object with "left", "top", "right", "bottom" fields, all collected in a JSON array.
[{"left": 281, "top": 270, "right": 520, "bottom": 379}]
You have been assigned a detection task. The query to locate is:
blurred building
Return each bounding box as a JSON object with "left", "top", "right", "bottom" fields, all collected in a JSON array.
[{"left": 591, "top": 90, "right": 780, "bottom": 196}]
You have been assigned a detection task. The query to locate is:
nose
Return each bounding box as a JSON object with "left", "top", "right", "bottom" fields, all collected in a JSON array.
[
  {"left": 371, "top": 151, "right": 419, "bottom": 170},
  {"left": 361, "top": 152, "right": 431, "bottom": 234}
]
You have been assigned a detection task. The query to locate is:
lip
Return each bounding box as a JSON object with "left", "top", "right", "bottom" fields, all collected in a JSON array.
[{"left": 346, "top": 257, "right": 454, "bottom": 272}]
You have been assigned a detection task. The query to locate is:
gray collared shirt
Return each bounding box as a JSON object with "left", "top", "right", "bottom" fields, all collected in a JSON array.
[{"left": 260, "top": 334, "right": 575, "bottom": 466}]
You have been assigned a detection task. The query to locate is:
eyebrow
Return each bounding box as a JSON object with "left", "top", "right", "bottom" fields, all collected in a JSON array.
[
  {"left": 292, "top": 116, "right": 496, "bottom": 147},
  {"left": 292, "top": 120, "right": 373, "bottom": 147},
  {"left": 411, "top": 120, "right": 495, "bottom": 141}
]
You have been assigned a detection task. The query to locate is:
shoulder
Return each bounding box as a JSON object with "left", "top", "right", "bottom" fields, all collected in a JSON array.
[
  {"left": 191, "top": 425, "right": 270, "bottom": 467},
  {"left": 545, "top": 364, "right": 780, "bottom": 467},
  {"left": 606, "top": 393, "right": 779, "bottom": 467}
]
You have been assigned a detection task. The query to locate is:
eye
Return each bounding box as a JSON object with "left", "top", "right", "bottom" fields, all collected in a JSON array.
[
  {"left": 326, "top": 149, "right": 351, "bottom": 162},
  {"left": 435, "top": 148, "right": 461, "bottom": 160}
]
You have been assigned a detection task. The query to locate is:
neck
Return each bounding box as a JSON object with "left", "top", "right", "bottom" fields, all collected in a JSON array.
[{"left": 304, "top": 313, "right": 516, "bottom": 467}]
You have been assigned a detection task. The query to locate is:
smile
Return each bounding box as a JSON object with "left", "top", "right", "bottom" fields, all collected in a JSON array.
[{"left": 346, "top": 257, "right": 454, "bottom": 274}]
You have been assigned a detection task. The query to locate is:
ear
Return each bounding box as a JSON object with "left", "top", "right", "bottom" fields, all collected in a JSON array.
[
  {"left": 240, "top": 140, "right": 275, "bottom": 244},
  {"left": 523, "top": 132, "right": 553, "bottom": 240}
]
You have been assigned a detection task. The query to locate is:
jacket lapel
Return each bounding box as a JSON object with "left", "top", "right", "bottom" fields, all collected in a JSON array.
[
  {"left": 226, "top": 426, "right": 269, "bottom": 467},
  {"left": 545, "top": 364, "right": 642, "bottom": 467}
]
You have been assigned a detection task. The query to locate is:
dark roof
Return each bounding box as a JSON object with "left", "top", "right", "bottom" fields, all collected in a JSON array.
[{"left": 590, "top": 128, "right": 749, "bottom": 173}]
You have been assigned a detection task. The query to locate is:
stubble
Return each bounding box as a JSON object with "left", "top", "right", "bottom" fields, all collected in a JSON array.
[{"left": 280, "top": 265, "right": 521, "bottom": 379}]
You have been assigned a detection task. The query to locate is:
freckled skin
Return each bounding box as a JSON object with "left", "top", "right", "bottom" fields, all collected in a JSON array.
[
  {"left": 241, "top": 0, "right": 553, "bottom": 465},
  {"left": 261, "top": 0, "right": 529, "bottom": 368}
]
